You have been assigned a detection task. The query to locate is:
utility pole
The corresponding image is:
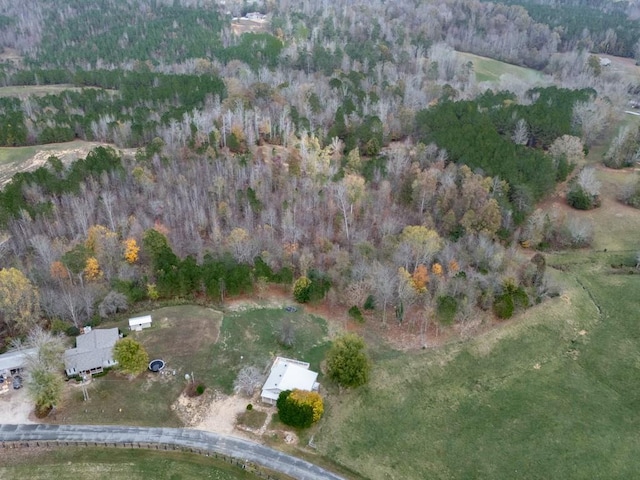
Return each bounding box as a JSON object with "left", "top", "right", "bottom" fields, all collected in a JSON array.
[{"left": 81, "top": 374, "right": 89, "bottom": 401}]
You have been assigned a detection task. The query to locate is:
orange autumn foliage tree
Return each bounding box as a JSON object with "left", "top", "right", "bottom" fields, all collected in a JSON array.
[
  {"left": 50, "top": 261, "right": 69, "bottom": 281},
  {"left": 411, "top": 264, "right": 429, "bottom": 292},
  {"left": 431, "top": 263, "right": 443, "bottom": 277}
]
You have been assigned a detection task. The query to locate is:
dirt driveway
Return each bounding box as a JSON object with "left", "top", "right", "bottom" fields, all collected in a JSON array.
[{"left": 0, "top": 386, "right": 36, "bottom": 424}]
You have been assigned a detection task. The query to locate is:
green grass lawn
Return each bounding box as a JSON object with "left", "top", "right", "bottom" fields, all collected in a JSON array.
[
  {"left": 316, "top": 258, "right": 640, "bottom": 479},
  {"left": 0, "top": 145, "right": 37, "bottom": 166},
  {"left": 208, "top": 307, "right": 331, "bottom": 393},
  {"left": 457, "top": 51, "right": 548, "bottom": 85},
  {"left": 0, "top": 447, "right": 270, "bottom": 480},
  {"left": 52, "top": 305, "right": 223, "bottom": 427}
]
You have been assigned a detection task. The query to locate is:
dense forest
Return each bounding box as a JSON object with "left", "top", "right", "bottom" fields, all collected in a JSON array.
[{"left": 0, "top": 0, "right": 635, "bottom": 347}]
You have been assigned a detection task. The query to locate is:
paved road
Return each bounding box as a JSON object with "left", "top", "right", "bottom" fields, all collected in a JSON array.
[{"left": 0, "top": 424, "right": 346, "bottom": 480}]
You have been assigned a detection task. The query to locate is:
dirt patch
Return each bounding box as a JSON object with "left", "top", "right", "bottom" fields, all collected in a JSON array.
[
  {"left": 0, "top": 386, "right": 37, "bottom": 424},
  {"left": 0, "top": 141, "right": 134, "bottom": 186},
  {"left": 182, "top": 390, "right": 253, "bottom": 438},
  {"left": 231, "top": 18, "right": 269, "bottom": 35}
]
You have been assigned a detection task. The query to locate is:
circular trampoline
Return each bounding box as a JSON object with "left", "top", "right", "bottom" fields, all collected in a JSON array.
[{"left": 148, "top": 359, "right": 166, "bottom": 372}]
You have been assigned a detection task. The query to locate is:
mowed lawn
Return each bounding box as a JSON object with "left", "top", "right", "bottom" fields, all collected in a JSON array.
[
  {"left": 0, "top": 447, "right": 264, "bottom": 480},
  {"left": 316, "top": 258, "right": 640, "bottom": 479},
  {"left": 51, "top": 305, "right": 223, "bottom": 427},
  {"left": 208, "top": 307, "right": 331, "bottom": 393}
]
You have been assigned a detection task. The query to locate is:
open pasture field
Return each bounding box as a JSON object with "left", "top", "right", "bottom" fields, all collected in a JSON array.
[
  {"left": 0, "top": 447, "right": 262, "bottom": 480},
  {"left": 316, "top": 257, "right": 640, "bottom": 479},
  {"left": 457, "top": 51, "right": 549, "bottom": 85}
]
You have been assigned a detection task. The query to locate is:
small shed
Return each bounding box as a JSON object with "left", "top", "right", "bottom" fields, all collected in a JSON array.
[{"left": 129, "top": 315, "right": 152, "bottom": 331}]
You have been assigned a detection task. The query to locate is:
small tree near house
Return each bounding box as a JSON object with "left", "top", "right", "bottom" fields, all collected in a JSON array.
[
  {"left": 326, "top": 333, "right": 371, "bottom": 388},
  {"left": 113, "top": 337, "right": 149, "bottom": 376}
]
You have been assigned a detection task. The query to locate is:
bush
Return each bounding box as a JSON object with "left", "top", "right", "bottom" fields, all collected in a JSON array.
[
  {"left": 493, "top": 294, "right": 515, "bottom": 319},
  {"left": 292, "top": 276, "right": 312, "bottom": 303},
  {"left": 66, "top": 325, "right": 80, "bottom": 337},
  {"left": 246, "top": 403, "right": 253, "bottom": 411},
  {"left": 348, "top": 305, "right": 364, "bottom": 323},
  {"left": 276, "top": 389, "right": 323, "bottom": 428},
  {"left": 363, "top": 294, "right": 375, "bottom": 310},
  {"left": 436, "top": 295, "right": 457, "bottom": 325},
  {"left": 186, "top": 382, "right": 206, "bottom": 397},
  {"left": 567, "top": 185, "right": 598, "bottom": 210}
]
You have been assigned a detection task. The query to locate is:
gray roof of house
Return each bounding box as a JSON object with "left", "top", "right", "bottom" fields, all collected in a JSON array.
[
  {"left": 64, "top": 328, "right": 119, "bottom": 373},
  {"left": 0, "top": 348, "right": 37, "bottom": 373}
]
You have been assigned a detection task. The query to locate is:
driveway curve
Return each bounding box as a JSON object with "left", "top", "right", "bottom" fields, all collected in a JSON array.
[{"left": 0, "top": 424, "right": 345, "bottom": 480}]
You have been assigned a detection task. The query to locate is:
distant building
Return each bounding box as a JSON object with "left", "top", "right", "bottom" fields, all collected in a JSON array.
[
  {"left": 261, "top": 357, "right": 319, "bottom": 405},
  {"left": 64, "top": 328, "right": 119, "bottom": 377},
  {"left": 129, "top": 315, "right": 153, "bottom": 331}
]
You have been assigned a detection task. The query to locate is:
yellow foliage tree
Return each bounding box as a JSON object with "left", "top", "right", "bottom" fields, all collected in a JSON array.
[
  {"left": 123, "top": 238, "right": 140, "bottom": 264},
  {"left": 85, "top": 225, "right": 116, "bottom": 255},
  {"left": 289, "top": 389, "right": 324, "bottom": 423},
  {"left": 431, "top": 263, "right": 443, "bottom": 277},
  {"left": 0, "top": 268, "right": 40, "bottom": 336},
  {"left": 84, "top": 257, "right": 102, "bottom": 280}
]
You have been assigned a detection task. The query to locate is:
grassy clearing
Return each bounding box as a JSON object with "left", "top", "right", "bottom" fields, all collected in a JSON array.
[
  {"left": 52, "top": 305, "right": 222, "bottom": 427},
  {"left": 237, "top": 409, "right": 268, "bottom": 429},
  {"left": 0, "top": 84, "right": 79, "bottom": 98},
  {"left": 0, "top": 447, "right": 265, "bottom": 480},
  {"left": 209, "top": 307, "right": 331, "bottom": 393},
  {"left": 316, "top": 259, "right": 640, "bottom": 479},
  {"left": 457, "top": 51, "right": 548, "bottom": 85},
  {"left": 0, "top": 145, "right": 37, "bottom": 166}
]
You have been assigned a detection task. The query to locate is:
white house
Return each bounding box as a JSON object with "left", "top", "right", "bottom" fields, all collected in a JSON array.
[
  {"left": 128, "top": 315, "right": 152, "bottom": 331},
  {"left": 261, "top": 357, "right": 319, "bottom": 405},
  {"left": 599, "top": 57, "right": 612, "bottom": 67},
  {"left": 64, "top": 328, "right": 119, "bottom": 377}
]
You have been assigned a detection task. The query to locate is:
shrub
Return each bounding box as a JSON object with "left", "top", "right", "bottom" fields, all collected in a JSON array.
[
  {"left": 292, "top": 276, "right": 312, "bottom": 303},
  {"left": 567, "top": 185, "right": 598, "bottom": 210},
  {"left": 66, "top": 325, "right": 80, "bottom": 337},
  {"left": 436, "top": 295, "right": 457, "bottom": 325},
  {"left": 186, "top": 382, "right": 206, "bottom": 397},
  {"left": 493, "top": 294, "right": 515, "bottom": 319},
  {"left": 246, "top": 403, "right": 253, "bottom": 411},
  {"left": 363, "top": 294, "right": 376, "bottom": 310},
  {"left": 276, "top": 389, "right": 323, "bottom": 428},
  {"left": 348, "top": 305, "right": 364, "bottom": 323}
]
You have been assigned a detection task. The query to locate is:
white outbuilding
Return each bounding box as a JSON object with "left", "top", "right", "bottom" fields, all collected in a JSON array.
[{"left": 128, "top": 315, "right": 153, "bottom": 331}]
